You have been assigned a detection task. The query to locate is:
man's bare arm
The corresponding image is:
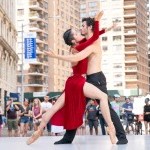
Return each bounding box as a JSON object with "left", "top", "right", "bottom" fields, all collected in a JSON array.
[{"left": 44, "top": 45, "right": 95, "bottom": 62}]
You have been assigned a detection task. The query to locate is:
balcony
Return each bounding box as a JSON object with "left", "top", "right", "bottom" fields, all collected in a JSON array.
[
  {"left": 125, "top": 75, "right": 138, "bottom": 82},
  {"left": 28, "top": 68, "right": 43, "bottom": 76},
  {"left": 125, "top": 47, "right": 137, "bottom": 54},
  {"left": 124, "top": 1, "right": 136, "bottom": 9},
  {"left": 29, "top": 1, "right": 48, "bottom": 12},
  {"left": 29, "top": 23, "right": 45, "bottom": 33},
  {"left": 125, "top": 57, "right": 138, "bottom": 63},
  {"left": 124, "top": 10, "right": 136, "bottom": 18},
  {"left": 28, "top": 79, "right": 44, "bottom": 86},
  {"left": 125, "top": 66, "right": 138, "bottom": 72},
  {"left": 29, "top": 57, "right": 48, "bottom": 66},
  {"left": 124, "top": 29, "right": 136, "bottom": 36},
  {"left": 36, "top": 46, "right": 43, "bottom": 54},
  {"left": 29, "top": 12, "right": 48, "bottom": 23},
  {"left": 124, "top": 38, "right": 136, "bottom": 45},
  {"left": 36, "top": 35, "right": 48, "bottom": 44},
  {"left": 126, "top": 84, "right": 137, "bottom": 88},
  {"left": 124, "top": 19, "right": 136, "bottom": 27}
]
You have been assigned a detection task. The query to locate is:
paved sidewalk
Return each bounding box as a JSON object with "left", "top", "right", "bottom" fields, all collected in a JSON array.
[{"left": 0, "top": 135, "right": 149, "bottom": 150}]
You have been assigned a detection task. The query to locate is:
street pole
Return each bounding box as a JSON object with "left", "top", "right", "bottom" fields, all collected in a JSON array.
[{"left": 21, "top": 24, "right": 24, "bottom": 104}]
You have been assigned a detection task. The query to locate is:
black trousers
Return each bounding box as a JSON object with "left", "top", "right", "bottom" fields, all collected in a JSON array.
[
  {"left": 63, "top": 71, "right": 127, "bottom": 142},
  {"left": 99, "top": 114, "right": 106, "bottom": 135}
]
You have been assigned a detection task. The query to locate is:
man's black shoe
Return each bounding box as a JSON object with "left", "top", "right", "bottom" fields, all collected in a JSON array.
[
  {"left": 54, "top": 138, "right": 72, "bottom": 145},
  {"left": 116, "top": 139, "right": 128, "bottom": 145}
]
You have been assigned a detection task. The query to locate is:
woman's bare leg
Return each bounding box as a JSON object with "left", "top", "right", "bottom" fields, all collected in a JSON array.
[
  {"left": 149, "top": 122, "right": 150, "bottom": 134},
  {"left": 20, "top": 123, "right": 24, "bottom": 136},
  {"left": 144, "top": 121, "right": 148, "bottom": 134},
  {"left": 26, "top": 93, "right": 65, "bottom": 145},
  {"left": 83, "top": 82, "right": 116, "bottom": 144}
]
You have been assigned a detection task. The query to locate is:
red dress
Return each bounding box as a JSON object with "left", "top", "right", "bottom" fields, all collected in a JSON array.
[{"left": 51, "top": 21, "right": 105, "bottom": 130}]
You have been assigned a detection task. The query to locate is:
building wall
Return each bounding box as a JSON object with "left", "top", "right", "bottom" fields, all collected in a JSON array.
[
  {"left": 80, "top": 0, "right": 100, "bottom": 18},
  {"left": 101, "top": 0, "right": 149, "bottom": 95},
  {"left": 80, "top": 0, "right": 149, "bottom": 96},
  {"left": 0, "top": 0, "right": 18, "bottom": 109},
  {"left": 16, "top": 0, "right": 49, "bottom": 96},
  {"left": 48, "top": 0, "right": 80, "bottom": 91}
]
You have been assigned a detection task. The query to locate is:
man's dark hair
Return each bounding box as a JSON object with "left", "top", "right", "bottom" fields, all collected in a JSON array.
[
  {"left": 63, "top": 29, "right": 74, "bottom": 46},
  {"left": 82, "top": 17, "right": 95, "bottom": 31}
]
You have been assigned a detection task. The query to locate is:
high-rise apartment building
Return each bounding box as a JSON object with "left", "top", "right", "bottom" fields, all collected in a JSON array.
[
  {"left": 0, "top": 0, "right": 18, "bottom": 107},
  {"left": 16, "top": 0, "right": 81, "bottom": 95},
  {"left": 16, "top": 0, "right": 49, "bottom": 95},
  {"left": 80, "top": 0, "right": 100, "bottom": 18},
  {"left": 48, "top": 0, "right": 80, "bottom": 91},
  {"left": 147, "top": 0, "right": 150, "bottom": 92},
  {"left": 80, "top": 0, "right": 149, "bottom": 96}
]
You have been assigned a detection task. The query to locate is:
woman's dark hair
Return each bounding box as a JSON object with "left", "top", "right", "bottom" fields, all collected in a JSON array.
[
  {"left": 63, "top": 29, "right": 74, "bottom": 46},
  {"left": 82, "top": 17, "right": 95, "bottom": 31}
]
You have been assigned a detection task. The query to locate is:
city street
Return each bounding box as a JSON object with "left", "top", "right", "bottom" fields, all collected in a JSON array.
[
  {"left": 0, "top": 135, "right": 149, "bottom": 150},
  {"left": 1, "top": 1, "right": 150, "bottom": 150}
]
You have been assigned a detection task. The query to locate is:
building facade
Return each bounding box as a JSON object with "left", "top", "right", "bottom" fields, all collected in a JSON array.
[
  {"left": 17, "top": 0, "right": 81, "bottom": 95},
  {"left": 0, "top": 0, "right": 18, "bottom": 108},
  {"left": 147, "top": 0, "right": 150, "bottom": 92},
  {"left": 48, "top": 0, "right": 80, "bottom": 91},
  {"left": 80, "top": 0, "right": 100, "bottom": 18},
  {"left": 80, "top": 0, "right": 149, "bottom": 96},
  {"left": 16, "top": 0, "right": 49, "bottom": 96}
]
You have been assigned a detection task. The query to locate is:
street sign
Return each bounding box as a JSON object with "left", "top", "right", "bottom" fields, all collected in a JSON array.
[{"left": 24, "top": 32, "right": 36, "bottom": 62}]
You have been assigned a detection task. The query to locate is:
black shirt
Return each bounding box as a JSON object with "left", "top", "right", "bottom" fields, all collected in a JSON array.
[
  {"left": 6, "top": 105, "right": 17, "bottom": 119},
  {"left": 87, "top": 105, "right": 98, "bottom": 120},
  {"left": 144, "top": 105, "right": 150, "bottom": 115}
]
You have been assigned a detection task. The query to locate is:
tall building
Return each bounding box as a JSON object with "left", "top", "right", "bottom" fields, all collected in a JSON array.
[
  {"left": 80, "top": 0, "right": 100, "bottom": 18},
  {"left": 16, "top": 0, "right": 81, "bottom": 96},
  {"left": 147, "top": 0, "right": 150, "bottom": 92},
  {"left": 48, "top": 0, "right": 80, "bottom": 91},
  {"left": 80, "top": 0, "right": 149, "bottom": 96},
  {"left": 16, "top": 0, "right": 49, "bottom": 95},
  {"left": 0, "top": 0, "right": 18, "bottom": 107}
]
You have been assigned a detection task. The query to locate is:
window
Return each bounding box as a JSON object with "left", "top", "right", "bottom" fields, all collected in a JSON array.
[
  {"left": 113, "top": 26, "right": 121, "bottom": 32},
  {"left": 80, "top": 13, "right": 86, "bottom": 18},
  {"left": 102, "top": 36, "right": 107, "bottom": 41},
  {"left": 112, "top": 17, "right": 121, "bottom": 23},
  {"left": 113, "top": 36, "right": 121, "bottom": 41},
  {"left": 113, "top": 82, "right": 122, "bottom": 87},
  {"left": 102, "top": 46, "right": 108, "bottom": 51},
  {"left": 112, "top": 44, "right": 122, "bottom": 53},
  {"left": 43, "top": 1, "right": 48, "bottom": 9},
  {"left": 80, "top": 4, "right": 86, "bottom": 9},
  {"left": 17, "top": 9, "right": 24, "bottom": 16},
  {"left": 113, "top": 73, "right": 122, "bottom": 78},
  {"left": 17, "top": 75, "right": 21, "bottom": 83},
  {"left": 89, "top": 11, "right": 97, "bottom": 17},
  {"left": 113, "top": 63, "right": 122, "bottom": 68},
  {"left": 89, "top": 2, "right": 97, "bottom": 7}
]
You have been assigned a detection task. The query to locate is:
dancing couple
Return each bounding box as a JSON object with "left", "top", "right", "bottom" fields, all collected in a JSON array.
[{"left": 27, "top": 10, "right": 128, "bottom": 145}]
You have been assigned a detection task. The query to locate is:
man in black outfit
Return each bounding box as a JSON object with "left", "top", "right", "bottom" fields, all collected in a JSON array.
[{"left": 54, "top": 17, "right": 128, "bottom": 145}]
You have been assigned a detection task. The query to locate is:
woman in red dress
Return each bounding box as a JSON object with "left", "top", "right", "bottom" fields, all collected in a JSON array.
[{"left": 27, "top": 11, "right": 116, "bottom": 145}]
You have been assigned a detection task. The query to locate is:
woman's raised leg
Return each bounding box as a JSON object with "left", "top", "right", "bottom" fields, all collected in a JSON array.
[
  {"left": 26, "top": 92, "right": 65, "bottom": 145},
  {"left": 83, "top": 82, "right": 116, "bottom": 144}
]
